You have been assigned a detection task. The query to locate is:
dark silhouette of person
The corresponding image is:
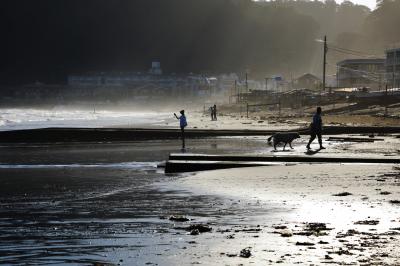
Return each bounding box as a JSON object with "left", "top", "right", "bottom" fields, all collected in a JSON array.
[
  {"left": 306, "top": 106, "right": 325, "bottom": 150},
  {"left": 213, "top": 104, "right": 217, "bottom": 121},
  {"left": 209, "top": 106, "right": 214, "bottom": 121},
  {"left": 174, "top": 110, "right": 187, "bottom": 149}
]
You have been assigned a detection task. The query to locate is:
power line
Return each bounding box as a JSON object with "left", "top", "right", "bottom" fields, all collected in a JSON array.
[
  {"left": 329, "top": 47, "right": 374, "bottom": 58},
  {"left": 334, "top": 64, "right": 385, "bottom": 77},
  {"left": 315, "top": 39, "right": 385, "bottom": 58},
  {"left": 333, "top": 65, "right": 382, "bottom": 79},
  {"left": 316, "top": 38, "right": 389, "bottom": 86},
  {"left": 330, "top": 63, "right": 386, "bottom": 83},
  {"left": 329, "top": 44, "right": 385, "bottom": 58},
  {"left": 329, "top": 46, "right": 385, "bottom": 59}
]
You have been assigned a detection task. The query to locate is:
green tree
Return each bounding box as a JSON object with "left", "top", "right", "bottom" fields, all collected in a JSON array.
[{"left": 364, "top": 0, "right": 400, "bottom": 50}]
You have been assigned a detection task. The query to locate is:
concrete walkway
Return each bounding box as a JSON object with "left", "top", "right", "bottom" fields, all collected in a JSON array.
[{"left": 165, "top": 153, "right": 400, "bottom": 173}]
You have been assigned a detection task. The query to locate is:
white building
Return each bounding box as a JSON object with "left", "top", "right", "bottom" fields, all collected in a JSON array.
[{"left": 386, "top": 47, "right": 400, "bottom": 88}]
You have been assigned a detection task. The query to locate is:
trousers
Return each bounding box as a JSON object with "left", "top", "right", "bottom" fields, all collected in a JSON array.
[
  {"left": 180, "top": 127, "right": 185, "bottom": 148},
  {"left": 308, "top": 130, "right": 322, "bottom": 146}
]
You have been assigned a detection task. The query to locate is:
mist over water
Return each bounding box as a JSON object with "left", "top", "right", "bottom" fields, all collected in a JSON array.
[{"left": 0, "top": 108, "right": 172, "bottom": 131}]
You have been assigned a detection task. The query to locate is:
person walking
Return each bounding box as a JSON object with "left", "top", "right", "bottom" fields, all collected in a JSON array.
[
  {"left": 174, "top": 110, "right": 187, "bottom": 149},
  {"left": 306, "top": 106, "right": 325, "bottom": 150},
  {"left": 209, "top": 106, "right": 214, "bottom": 121}
]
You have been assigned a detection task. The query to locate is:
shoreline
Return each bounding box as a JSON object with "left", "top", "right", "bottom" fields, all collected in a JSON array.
[{"left": 0, "top": 126, "right": 400, "bottom": 143}]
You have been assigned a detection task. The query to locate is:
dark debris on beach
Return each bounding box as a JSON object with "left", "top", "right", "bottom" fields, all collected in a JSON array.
[{"left": 332, "top": 192, "right": 353, "bottom": 197}]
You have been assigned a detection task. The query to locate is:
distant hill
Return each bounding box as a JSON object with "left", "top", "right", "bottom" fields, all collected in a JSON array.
[{"left": 0, "top": 0, "right": 399, "bottom": 85}]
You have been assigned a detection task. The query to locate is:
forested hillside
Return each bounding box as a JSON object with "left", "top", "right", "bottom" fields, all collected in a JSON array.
[{"left": 0, "top": 0, "right": 399, "bottom": 84}]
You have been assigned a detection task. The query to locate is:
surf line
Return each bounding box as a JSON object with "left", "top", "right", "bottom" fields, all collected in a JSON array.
[{"left": 0, "top": 161, "right": 159, "bottom": 169}]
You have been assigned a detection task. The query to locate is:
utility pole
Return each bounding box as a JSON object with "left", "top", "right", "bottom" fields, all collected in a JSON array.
[
  {"left": 229, "top": 83, "right": 232, "bottom": 104},
  {"left": 385, "top": 84, "right": 388, "bottom": 116},
  {"left": 265, "top": 77, "right": 268, "bottom": 90},
  {"left": 336, "top": 65, "right": 339, "bottom": 88},
  {"left": 278, "top": 98, "right": 281, "bottom": 118},
  {"left": 239, "top": 80, "right": 242, "bottom": 104},
  {"left": 393, "top": 71, "right": 395, "bottom": 90},
  {"left": 245, "top": 72, "right": 248, "bottom": 93},
  {"left": 234, "top": 80, "right": 237, "bottom": 103},
  {"left": 322, "top": 35, "right": 327, "bottom": 93},
  {"left": 379, "top": 73, "right": 382, "bottom": 91},
  {"left": 393, "top": 50, "right": 397, "bottom": 90}
]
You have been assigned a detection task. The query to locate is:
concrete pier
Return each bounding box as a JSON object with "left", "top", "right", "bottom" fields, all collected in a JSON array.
[
  {"left": 165, "top": 153, "right": 400, "bottom": 173},
  {"left": 165, "top": 160, "right": 272, "bottom": 173}
]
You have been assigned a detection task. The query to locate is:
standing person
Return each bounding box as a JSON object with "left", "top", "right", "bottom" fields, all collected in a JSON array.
[
  {"left": 306, "top": 106, "right": 325, "bottom": 150},
  {"left": 209, "top": 106, "right": 214, "bottom": 121},
  {"left": 174, "top": 110, "right": 187, "bottom": 149},
  {"left": 213, "top": 104, "right": 217, "bottom": 121}
]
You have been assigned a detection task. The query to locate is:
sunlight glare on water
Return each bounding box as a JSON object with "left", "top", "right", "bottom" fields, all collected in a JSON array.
[{"left": 0, "top": 108, "right": 170, "bottom": 130}]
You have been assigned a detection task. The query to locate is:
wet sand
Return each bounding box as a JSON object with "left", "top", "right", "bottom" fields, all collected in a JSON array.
[
  {"left": 167, "top": 164, "right": 400, "bottom": 265},
  {"left": 159, "top": 136, "right": 400, "bottom": 265},
  {"left": 0, "top": 137, "right": 272, "bottom": 265},
  {"left": 1, "top": 136, "right": 399, "bottom": 265}
]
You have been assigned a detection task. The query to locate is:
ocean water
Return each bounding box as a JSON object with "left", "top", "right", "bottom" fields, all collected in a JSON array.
[{"left": 0, "top": 108, "right": 171, "bottom": 131}]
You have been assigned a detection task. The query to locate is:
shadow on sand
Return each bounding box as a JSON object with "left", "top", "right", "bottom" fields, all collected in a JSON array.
[
  {"left": 305, "top": 149, "right": 322, "bottom": 155},
  {"left": 271, "top": 149, "right": 295, "bottom": 153}
]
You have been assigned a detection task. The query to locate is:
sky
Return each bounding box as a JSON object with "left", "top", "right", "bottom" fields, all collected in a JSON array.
[{"left": 335, "top": 0, "right": 376, "bottom": 10}]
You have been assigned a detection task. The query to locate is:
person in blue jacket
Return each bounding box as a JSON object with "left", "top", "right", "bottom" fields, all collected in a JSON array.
[
  {"left": 306, "top": 107, "right": 325, "bottom": 150},
  {"left": 174, "top": 110, "right": 187, "bottom": 149}
]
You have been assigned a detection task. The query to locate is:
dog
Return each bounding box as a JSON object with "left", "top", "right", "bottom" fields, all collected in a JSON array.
[{"left": 267, "top": 132, "right": 301, "bottom": 150}]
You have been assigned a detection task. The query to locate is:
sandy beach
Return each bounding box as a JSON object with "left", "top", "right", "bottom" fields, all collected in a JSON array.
[
  {"left": 163, "top": 164, "right": 400, "bottom": 265},
  {"left": 155, "top": 135, "right": 400, "bottom": 265},
  {"left": 0, "top": 107, "right": 399, "bottom": 265}
]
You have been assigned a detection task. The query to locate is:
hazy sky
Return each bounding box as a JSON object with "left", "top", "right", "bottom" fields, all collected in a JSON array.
[{"left": 335, "top": 0, "right": 376, "bottom": 10}]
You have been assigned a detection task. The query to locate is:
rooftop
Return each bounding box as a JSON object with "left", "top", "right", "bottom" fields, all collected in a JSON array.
[{"left": 337, "top": 58, "right": 385, "bottom": 66}]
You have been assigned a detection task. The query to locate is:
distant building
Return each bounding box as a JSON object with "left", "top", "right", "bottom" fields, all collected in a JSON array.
[
  {"left": 149, "top": 61, "right": 162, "bottom": 75},
  {"left": 68, "top": 75, "right": 103, "bottom": 86},
  {"left": 385, "top": 47, "right": 400, "bottom": 88},
  {"left": 337, "top": 58, "right": 385, "bottom": 90},
  {"left": 326, "top": 75, "right": 337, "bottom": 88},
  {"left": 292, "top": 73, "right": 321, "bottom": 91},
  {"left": 67, "top": 63, "right": 216, "bottom": 101},
  {"left": 217, "top": 73, "right": 238, "bottom": 92},
  {"left": 265, "top": 75, "right": 286, "bottom": 91}
]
